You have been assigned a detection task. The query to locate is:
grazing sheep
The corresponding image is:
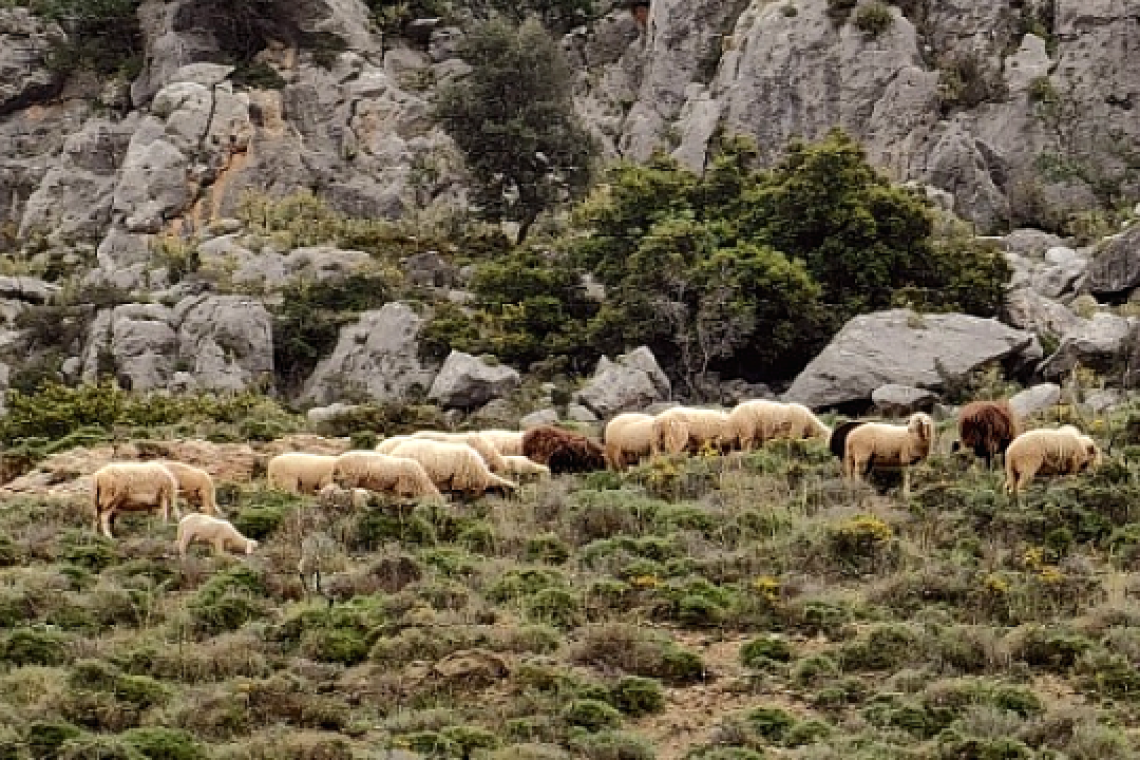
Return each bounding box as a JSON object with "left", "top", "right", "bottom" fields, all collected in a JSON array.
[
  {"left": 158, "top": 461, "right": 222, "bottom": 517},
  {"left": 91, "top": 462, "right": 181, "bottom": 539},
  {"left": 951, "top": 400, "right": 1020, "bottom": 469},
  {"left": 652, "top": 407, "right": 733, "bottom": 455},
  {"left": 840, "top": 412, "right": 936, "bottom": 498},
  {"left": 331, "top": 450, "right": 444, "bottom": 500},
  {"left": 375, "top": 435, "right": 414, "bottom": 455},
  {"left": 480, "top": 429, "right": 525, "bottom": 457},
  {"left": 176, "top": 513, "right": 258, "bottom": 557},
  {"left": 500, "top": 455, "right": 551, "bottom": 480},
  {"left": 604, "top": 412, "right": 657, "bottom": 471},
  {"left": 387, "top": 439, "right": 518, "bottom": 497},
  {"left": 522, "top": 426, "right": 607, "bottom": 474},
  {"left": 1004, "top": 426, "right": 1102, "bottom": 496},
  {"left": 729, "top": 401, "right": 831, "bottom": 450},
  {"left": 411, "top": 430, "right": 509, "bottom": 473},
  {"left": 266, "top": 452, "right": 337, "bottom": 494}
]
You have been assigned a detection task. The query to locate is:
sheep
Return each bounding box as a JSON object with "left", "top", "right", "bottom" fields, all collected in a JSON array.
[
  {"left": 386, "top": 438, "right": 519, "bottom": 497},
  {"left": 480, "top": 429, "right": 525, "bottom": 457},
  {"left": 266, "top": 452, "right": 337, "bottom": 494},
  {"left": 501, "top": 455, "right": 551, "bottom": 481},
  {"left": 331, "top": 450, "right": 444, "bottom": 501},
  {"left": 651, "top": 407, "right": 734, "bottom": 456},
  {"left": 175, "top": 513, "right": 258, "bottom": 558},
  {"left": 729, "top": 400, "right": 831, "bottom": 451},
  {"left": 603, "top": 412, "right": 657, "bottom": 471},
  {"left": 410, "top": 430, "right": 509, "bottom": 472},
  {"left": 828, "top": 420, "right": 867, "bottom": 460},
  {"left": 951, "top": 400, "right": 1020, "bottom": 469},
  {"left": 839, "top": 412, "right": 936, "bottom": 498},
  {"left": 158, "top": 461, "right": 222, "bottom": 517},
  {"left": 1004, "top": 426, "right": 1102, "bottom": 496},
  {"left": 91, "top": 462, "right": 181, "bottom": 539},
  {"left": 375, "top": 435, "right": 414, "bottom": 455},
  {"left": 522, "top": 426, "right": 607, "bottom": 474}
]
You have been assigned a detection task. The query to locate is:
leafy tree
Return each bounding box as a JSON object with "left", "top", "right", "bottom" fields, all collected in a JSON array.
[{"left": 434, "top": 17, "right": 596, "bottom": 243}]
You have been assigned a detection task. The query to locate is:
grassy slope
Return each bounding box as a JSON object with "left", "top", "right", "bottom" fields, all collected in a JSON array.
[{"left": 2, "top": 410, "right": 1140, "bottom": 759}]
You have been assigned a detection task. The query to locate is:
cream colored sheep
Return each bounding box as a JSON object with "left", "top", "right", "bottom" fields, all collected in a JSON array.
[
  {"left": 91, "top": 462, "right": 181, "bottom": 539},
  {"left": 386, "top": 438, "right": 518, "bottom": 497},
  {"left": 841, "top": 412, "right": 935, "bottom": 498},
  {"left": 175, "top": 513, "right": 258, "bottom": 557},
  {"left": 1004, "top": 426, "right": 1102, "bottom": 496},
  {"left": 604, "top": 412, "right": 657, "bottom": 471},
  {"left": 501, "top": 455, "right": 551, "bottom": 480},
  {"left": 332, "top": 450, "right": 444, "bottom": 500},
  {"left": 410, "top": 430, "right": 509, "bottom": 473},
  {"left": 158, "top": 461, "right": 222, "bottom": 517},
  {"left": 729, "top": 400, "right": 831, "bottom": 451},
  {"left": 266, "top": 452, "right": 337, "bottom": 494},
  {"left": 652, "top": 407, "right": 733, "bottom": 456},
  {"left": 375, "top": 435, "right": 414, "bottom": 455},
  {"left": 480, "top": 429, "right": 525, "bottom": 457}
]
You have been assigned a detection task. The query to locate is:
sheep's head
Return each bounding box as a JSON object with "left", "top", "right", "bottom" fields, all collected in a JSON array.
[
  {"left": 908, "top": 413, "right": 935, "bottom": 444},
  {"left": 1080, "top": 436, "right": 1103, "bottom": 471}
]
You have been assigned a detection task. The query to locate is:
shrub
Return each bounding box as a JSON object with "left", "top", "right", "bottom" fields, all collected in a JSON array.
[
  {"left": 0, "top": 628, "right": 70, "bottom": 667},
  {"left": 853, "top": 2, "right": 894, "bottom": 37},
  {"left": 440, "top": 725, "right": 501, "bottom": 757},
  {"left": 121, "top": 728, "right": 207, "bottom": 760},
  {"left": 740, "top": 636, "right": 794, "bottom": 670},
  {"left": 563, "top": 699, "right": 623, "bottom": 732},
  {"left": 608, "top": 677, "right": 665, "bottom": 717},
  {"left": 186, "top": 566, "right": 267, "bottom": 636},
  {"left": 570, "top": 731, "right": 655, "bottom": 760},
  {"left": 745, "top": 707, "right": 796, "bottom": 743},
  {"left": 525, "top": 587, "right": 583, "bottom": 629},
  {"left": 525, "top": 533, "right": 572, "bottom": 565},
  {"left": 23, "top": 721, "right": 83, "bottom": 760}
]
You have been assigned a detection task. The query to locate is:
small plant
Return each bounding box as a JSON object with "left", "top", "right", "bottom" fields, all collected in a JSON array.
[
  {"left": 608, "top": 677, "right": 665, "bottom": 717},
  {"left": 745, "top": 706, "right": 796, "bottom": 743},
  {"left": 741, "top": 635, "right": 794, "bottom": 670},
  {"left": 853, "top": 2, "right": 894, "bottom": 38},
  {"left": 563, "top": 699, "right": 623, "bottom": 732}
]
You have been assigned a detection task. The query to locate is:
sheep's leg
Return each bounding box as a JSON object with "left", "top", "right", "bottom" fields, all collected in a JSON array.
[
  {"left": 902, "top": 467, "right": 911, "bottom": 500},
  {"left": 101, "top": 510, "right": 115, "bottom": 540},
  {"left": 212, "top": 538, "right": 225, "bottom": 556}
]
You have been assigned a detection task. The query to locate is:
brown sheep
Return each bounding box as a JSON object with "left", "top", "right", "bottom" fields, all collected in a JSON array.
[
  {"left": 951, "top": 400, "right": 1020, "bottom": 469},
  {"left": 522, "top": 426, "right": 607, "bottom": 474}
]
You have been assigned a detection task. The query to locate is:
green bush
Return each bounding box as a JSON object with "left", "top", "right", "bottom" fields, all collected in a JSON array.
[
  {"left": 853, "top": 2, "right": 894, "bottom": 37},
  {"left": 563, "top": 699, "right": 623, "bottom": 732},
  {"left": 525, "top": 587, "right": 583, "bottom": 629},
  {"left": 0, "top": 627, "right": 70, "bottom": 667},
  {"left": 525, "top": 533, "right": 572, "bottom": 565},
  {"left": 23, "top": 721, "right": 83, "bottom": 760},
  {"left": 608, "top": 677, "right": 665, "bottom": 717},
  {"left": 740, "top": 636, "right": 794, "bottom": 670},
  {"left": 121, "top": 728, "right": 207, "bottom": 760},
  {"left": 186, "top": 566, "right": 267, "bottom": 636},
  {"left": 745, "top": 707, "right": 796, "bottom": 743}
]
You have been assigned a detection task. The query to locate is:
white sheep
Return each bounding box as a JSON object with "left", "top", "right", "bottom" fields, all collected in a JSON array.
[
  {"left": 266, "top": 452, "right": 337, "bottom": 494},
  {"left": 375, "top": 435, "right": 414, "bottom": 455},
  {"left": 480, "top": 429, "right": 525, "bottom": 457},
  {"left": 91, "top": 462, "right": 181, "bottom": 539},
  {"left": 841, "top": 412, "right": 935, "bottom": 498},
  {"left": 729, "top": 400, "right": 831, "bottom": 451},
  {"left": 410, "top": 430, "right": 509, "bottom": 473},
  {"left": 604, "top": 412, "right": 657, "bottom": 471},
  {"left": 158, "top": 460, "right": 222, "bottom": 517},
  {"left": 1004, "top": 426, "right": 1102, "bottom": 496},
  {"left": 652, "top": 407, "right": 733, "bottom": 456},
  {"left": 175, "top": 513, "right": 258, "bottom": 557},
  {"left": 331, "top": 450, "right": 444, "bottom": 500},
  {"left": 501, "top": 455, "right": 551, "bottom": 480},
  {"left": 386, "top": 438, "right": 518, "bottom": 497}
]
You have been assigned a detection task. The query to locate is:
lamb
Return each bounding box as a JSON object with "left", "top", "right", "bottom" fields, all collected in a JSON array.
[
  {"left": 331, "top": 450, "right": 444, "bottom": 500},
  {"left": 521, "top": 426, "right": 607, "bottom": 474},
  {"left": 651, "top": 407, "right": 734, "bottom": 456},
  {"left": 158, "top": 461, "right": 222, "bottom": 517},
  {"left": 91, "top": 462, "right": 181, "bottom": 539},
  {"left": 951, "top": 400, "right": 1020, "bottom": 469},
  {"left": 479, "top": 429, "right": 525, "bottom": 457},
  {"left": 266, "top": 452, "right": 338, "bottom": 494},
  {"left": 410, "top": 430, "right": 509, "bottom": 472},
  {"left": 386, "top": 438, "right": 519, "bottom": 497},
  {"left": 1004, "top": 426, "right": 1102, "bottom": 496},
  {"left": 729, "top": 400, "right": 831, "bottom": 451},
  {"left": 603, "top": 412, "right": 657, "bottom": 471},
  {"left": 175, "top": 513, "right": 258, "bottom": 558},
  {"left": 838, "top": 412, "right": 936, "bottom": 498},
  {"left": 501, "top": 455, "right": 551, "bottom": 480}
]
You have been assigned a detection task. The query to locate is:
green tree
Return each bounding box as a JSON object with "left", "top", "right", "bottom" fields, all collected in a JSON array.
[{"left": 434, "top": 17, "right": 596, "bottom": 243}]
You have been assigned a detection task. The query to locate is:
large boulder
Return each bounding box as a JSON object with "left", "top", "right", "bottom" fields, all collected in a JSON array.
[
  {"left": 428, "top": 350, "right": 521, "bottom": 410},
  {"left": 302, "top": 302, "right": 438, "bottom": 406},
  {"left": 1004, "top": 287, "right": 1084, "bottom": 339},
  {"left": 783, "top": 309, "right": 1039, "bottom": 410},
  {"left": 872, "top": 384, "right": 938, "bottom": 418},
  {"left": 1009, "top": 383, "right": 1062, "bottom": 420},
  {"left": 106, "top": 303, "right": 179, "bottom": 391},
  {"left": 574, "top": 346, "right": 671, "bottom": 419},
  {"left": 174, "top": 295, "right": 275, "bottom": 391},
  {"left": 1086, "top": 224, "right": 1140, "bottom": 298},
  {"left": 1038, "top": 312, "right": 1135, "bottom": 379}
]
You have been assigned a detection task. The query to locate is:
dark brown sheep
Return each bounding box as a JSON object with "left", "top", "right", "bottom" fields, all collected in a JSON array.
[
  {"left": 951, "top": 400, "right": 1020, "bottom": 469},
  {"left": 522, "top": 426, "right": 607, "bottom": 475},
  {"left": 828, "top": 419, "right": 867, "bottom": 461}
]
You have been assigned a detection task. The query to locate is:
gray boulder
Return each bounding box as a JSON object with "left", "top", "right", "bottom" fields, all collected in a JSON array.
[
  {"left": 1004, "top": 287, "right": 1084, "bottom": 339},
  {"left": 567, "top": 404, "right": 600, "bottom": 423},
  {"left": 1086, "top": 223, "right": 1140, "bottom": 298},
  {"left": 307, "top": 402, "right": 362, "bottom": 428},
  {"left": 872, "top": 384, "right": 938, "bottom": 418},
  {"left": 175, "top": 295, "right": 275, "bottom": 391},
  {"left": 1009, "top": 384, "right": 1062, "bottom": 420},
  {"left": 108, "top": 303, "right": 179, "bottom": 391},
  {"left": 302, "top": 302, "right": 438, "bottom": 406},
  {"left": 1038, "top": 312, "right": 1134, "bottom": 379},
  {"left": 1031, "top": 247, "right": 1087, "bottom": 299},
  {"left": 521, "top": 409, "right": 560, "bottom": 430},
  {"left": 0, "top": 8, "right": 63, "bottom": 112},
  {"left": 0, "top": 276, "right": 58, "bottom": 305},
  {"left": 783, "top": 309, "right": 1039, "bottom": 409},
  {"left": 575, "top": 346, "right": 671, "bottom": 418},
  {"left": 428, "top": 350, "right": 521, "bottom": 410}
]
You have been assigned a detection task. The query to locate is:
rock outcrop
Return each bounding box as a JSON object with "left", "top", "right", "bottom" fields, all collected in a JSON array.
[
  {"left": 575, "top": 346, "right": 671, "bottom": 419},
  {"left": 428, "top": 350, "right": 521, "bottom": 410}
]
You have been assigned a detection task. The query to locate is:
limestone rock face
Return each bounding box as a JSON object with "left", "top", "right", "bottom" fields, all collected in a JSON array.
[
  {"left": 783, "top": 310, "right": 1039, "bottom": 409},
  {"left": 1086, "top": 224, "right": 1140, "bottom": 298},
  {"left": 302, "top": 302, "right": 438, "bottom": 406},
  {"left": 575, "top": 346, "right": 671, "bottom": 419},
  {"left": 0, "top": 8, "right": 62, "bottom": 113},
  {"left": 872, "top": 384, "right": 939, "bottom": 418},
  {"left": 428, "top": 351, "right": 521, "bottom": 410},
  {"left": 1038, "top": 312, "right": 1135, "bottom": 380}
]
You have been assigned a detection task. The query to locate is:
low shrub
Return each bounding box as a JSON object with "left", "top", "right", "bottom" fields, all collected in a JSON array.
[{"left": 608, "top": 677, "right": 665, "bottom": 717}]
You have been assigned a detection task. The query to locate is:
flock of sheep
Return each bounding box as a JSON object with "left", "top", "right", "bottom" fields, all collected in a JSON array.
[{"left": 87, "top": 397, "right": 1104, "bottom": 558}]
